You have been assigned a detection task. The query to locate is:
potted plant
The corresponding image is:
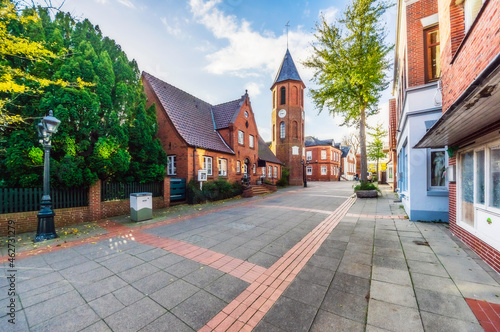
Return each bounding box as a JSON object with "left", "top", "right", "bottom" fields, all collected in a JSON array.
[{"left": 353, "top": 182, "right": 380, "bottom": 198}]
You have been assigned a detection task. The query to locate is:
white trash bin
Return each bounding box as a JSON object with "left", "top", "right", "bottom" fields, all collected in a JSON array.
[{"left": 130, "top": 192, "right": 152, "bottom": 222}]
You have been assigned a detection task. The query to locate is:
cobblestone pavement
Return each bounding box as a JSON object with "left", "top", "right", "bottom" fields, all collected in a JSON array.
[{"left": 1, "top": 182, "right": 499, "bottom": 331}]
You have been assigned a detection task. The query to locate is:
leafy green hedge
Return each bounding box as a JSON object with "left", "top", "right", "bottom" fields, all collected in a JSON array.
[{"left": 187, "top": 179, "right": 243, "bottom": 204}]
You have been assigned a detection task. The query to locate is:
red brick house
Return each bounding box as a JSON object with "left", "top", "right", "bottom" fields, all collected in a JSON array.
[
  {"left": 304, "top": 137, "right": 342, "bottom": 181},
  {"left": 416, "top": 0, "right": 500, "bottom": 272},
  {"left": 142, "top": 72, "right": 281, "bottom": 185}
]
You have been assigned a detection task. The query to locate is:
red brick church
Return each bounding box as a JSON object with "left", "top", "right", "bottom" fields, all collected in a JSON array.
[{"left": 142, "top": 72, "right": 282, "bottom": 185}]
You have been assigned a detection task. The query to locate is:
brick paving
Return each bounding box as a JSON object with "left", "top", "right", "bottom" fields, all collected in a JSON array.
[{"left": 1, "top": 182, "right": 499, "bottom": 331}]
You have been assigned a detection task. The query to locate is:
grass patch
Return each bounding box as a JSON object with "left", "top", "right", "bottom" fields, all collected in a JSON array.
[{"left": 353, "top": 182, "right": 381, "bottom": 193}]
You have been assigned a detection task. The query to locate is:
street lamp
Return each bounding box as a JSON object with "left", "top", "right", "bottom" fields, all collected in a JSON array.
[
  {"left": 35, "top": 110, "right": 61, "bottom": 242},
  {"left": 301, "top": 159, "right": 308, "bottom": 187}
]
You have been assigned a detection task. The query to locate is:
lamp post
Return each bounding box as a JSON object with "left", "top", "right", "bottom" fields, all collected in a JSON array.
[
  {"left": 35, "top": 110, "right": 61, "bottom": 242},
  {"left": 301, "top": 159, "right": 308, "bottom": 187}
]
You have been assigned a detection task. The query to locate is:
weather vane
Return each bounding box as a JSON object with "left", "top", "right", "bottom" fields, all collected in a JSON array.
[{"left": 285, "top": 21, "right": 290, "bottom": 49}]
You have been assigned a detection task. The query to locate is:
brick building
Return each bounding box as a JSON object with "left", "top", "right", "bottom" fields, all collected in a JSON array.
[
  {"left": 142, "top": 72, "right": 281, "bottom": 185},
  {"left": 270, "top": 49, "right": 305, "bottom": 186},
  {"left": 387, "top": 99, "right": 397, "bottom": 191},
  {"left": 393, "top": 0, "right": 449, "bottom": 221},
  {"left": 415, "top": 0, "right": 500, "bottom": 272},
  {"left": 304, "top": 137, "right": 342, "bottom": 181}
]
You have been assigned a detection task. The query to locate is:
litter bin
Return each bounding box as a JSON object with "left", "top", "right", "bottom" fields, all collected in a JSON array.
[{"left": 130, "top": 192, "right": 152, "bottom": 222}]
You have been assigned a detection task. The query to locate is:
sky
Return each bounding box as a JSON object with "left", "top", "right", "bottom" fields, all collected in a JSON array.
[{"left": 51, "top": 0, "right": 397, "bottom": 143}]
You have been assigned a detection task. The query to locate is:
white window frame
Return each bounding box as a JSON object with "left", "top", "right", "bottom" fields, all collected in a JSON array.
[
  {"left": 262, "top": 167, "right": 266, "bottom": 177},
  {"left": 203, "top": 156, "right": 213, "bottom": 176},
  {"left": 331, "top": 165, "right": 333, "bottom": 175},
  {"left": 268, "top": 166, "right": 272, "bottom": 178},
  {"left": 306, "top": 166, "right": 312, "bottom": 175},
  {"left": 457, "top": 138, "right": 500, "bottom": 250},
  {"left": 274, "top": 166, "right": 278, "bottom": 178},
  {"left": 253, "top": 164, "right": 256, "bottom": 174},
  {"left": 218, "top": 158, "right": 227, "bottom": 177},
  {"left": 321, "top": 150, "right": 327, "bottom": 160},
  {"left": 464, "top": 0, "right": 484, "bottom": 32},
  {"left": 236, "top": 160, "right": 241, "bottom": 174},
  {"left": 167, "top": 155, "right": 176, "bottom": 175},
  {"left": 280, "top": 122, "right": 285, "bottom": 139},
  {"left": 238, "top": 130, "right": 244, "bottom": 145},
  {"left": 249, "top": 135, "right": 254, "bottom": 148},
  {"left": 321, "top": 165, "right": 327, "bottom": 175},
  {"left": 427, "top": 148, "right": 448, "bottom": 191},
  {"left": 306, "top": 150, "right": 312, "bottom": 161}
]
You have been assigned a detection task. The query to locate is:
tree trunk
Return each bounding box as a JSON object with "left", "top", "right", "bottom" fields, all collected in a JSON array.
[{"left": 359, "top": 105, "right": 367, "bottom": 184}]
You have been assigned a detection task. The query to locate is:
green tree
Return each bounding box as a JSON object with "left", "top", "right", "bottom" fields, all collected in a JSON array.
[
  {"left": 0, "top": 2, "right": 167, "bottom": 188},
  {"left": 303, "top": 0, "right": 392, "bottom": 185},
  {"left": 367, "top": 122, "right": 387, "bottom": 178}
]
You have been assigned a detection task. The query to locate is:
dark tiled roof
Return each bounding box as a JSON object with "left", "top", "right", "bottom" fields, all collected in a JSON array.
[
  {"left": 305, "top": 136, "right": 335, "bottom": 147},
  {"left": 341, "top": 146, "right": 351, "bottom": 158},
  {"left": 143, "top": 72, "right": 234, "bottom": 154},
  {"left": 212, "top": 96, "right": 245, "bottom": 130},
  {"left": 272, "top": 49, "right": 303, "bottom": 87},
  {"left": 258, "top": 136, "right": 282, "bottom": 164}
]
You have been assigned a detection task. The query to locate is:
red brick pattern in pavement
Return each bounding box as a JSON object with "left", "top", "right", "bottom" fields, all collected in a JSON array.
[
  {"left": 466, "top": 298, "right": 500, "bottom": 332},
  {"left": 199, "top": 196, "right": 357, "bottom": 331}
]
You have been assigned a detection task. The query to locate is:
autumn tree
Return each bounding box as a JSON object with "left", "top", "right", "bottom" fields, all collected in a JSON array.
[
  {"left": 304, "top": 0, "right": 392, "bottom": 185},
  {"left": 0, "top": 1, "right": 167, "bottom": 188},
  {"left": 367, "top": 122, "right": 387, "bottom": 178}
]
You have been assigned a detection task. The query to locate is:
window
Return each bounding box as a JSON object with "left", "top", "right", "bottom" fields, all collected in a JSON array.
[
  {"left": 331, "top": 165, "right": 333, "bottom": 175},
  {"left": 167, "top": 155, "right": 176, "bottom": 175},
  {"left": 249, "top": 135, "right": 254, "bottom": 148},
  {"left": 428, "top": 149, "right": 448, "bottom": 190},
  {"left": 477, "top": 150, "right": 485, "bottom": 204},
  {"left": 268, "top": 166, "right": 272, "bottom": 178},
  {"left": 490, "top": 146, "right": 500, "bottom": 209},
  {"left": 321, "top": 166, "right": 327, "bottom": 175},
  {"left": 331, "top": 152, "right": 333, "bottom": 161},
  {"left": 237, "top": 160, "right": 241, "bottom": 174},
  {"left": 203, "top": 156, "right": 212, "bottom": 176},
  {"left": 292, "top": 146, "right": 299, "bottom": 155},
  {"left": 424, "top": 26, "right": 441, "bottom": 82},
  {"left": 218, "top": 158, "right": 227, "bottom": 176},
  {"left": 321, "top": 150, "right": 327, "bottom": 160},
  {"left": 253, "top": 164, "right": 256, "bottom": 174},
  {"left": 262, "top": 167, "right": 266, "bottom": 177},
  {"left": 464, "top": 0, "right": 484, "bottom": 32},
  {"left": 280, "top": 87, "right": 286, "bottom": 105},
  {"left": 306, "top": 151, "right": 312, "bottom": 161},
  {"left": 280, "top": 122, "right": 285, "bottom": 139},
  {"left": 238, "top": 130, "right": 244, "bottom": 145},
  {"left": 274, "top": 166, "right": 278, "bottom": 178},
  {"left": 306, "top": 166, "right": 312, "bottom": 175}
]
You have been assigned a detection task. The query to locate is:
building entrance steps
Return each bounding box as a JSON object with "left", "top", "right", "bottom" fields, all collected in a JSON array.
[{"left": 1, "top": 182, "right": 499, "bottom": 331}]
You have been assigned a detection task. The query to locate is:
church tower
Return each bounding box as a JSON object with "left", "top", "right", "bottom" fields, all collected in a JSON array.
[{"left": 271, "top": 49, "right": 305, "bottom": 186}]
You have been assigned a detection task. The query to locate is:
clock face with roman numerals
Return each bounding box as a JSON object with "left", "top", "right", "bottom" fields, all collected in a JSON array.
[{"left": 278, "top": 109, "right": 286, "bottom": 118}]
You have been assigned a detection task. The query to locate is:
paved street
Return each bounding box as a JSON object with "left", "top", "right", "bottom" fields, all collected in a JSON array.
[{"left": 1, "top": 182, "right": 500, "bottom": 331}]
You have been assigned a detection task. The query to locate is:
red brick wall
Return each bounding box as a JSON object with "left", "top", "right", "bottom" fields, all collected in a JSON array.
[
  {"left": 440, "top": 0, "right": 500, "bottom": 113},
  {"left": 406, "top": 0, "right": 439, "bottom": 87},
  {"left": 0, "top": 179, "right": 171, "bottom": 236}
]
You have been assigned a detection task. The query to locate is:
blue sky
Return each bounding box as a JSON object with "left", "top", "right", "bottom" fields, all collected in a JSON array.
[{"left": 57, "top": 0, "right": 397, "bottom": 143}]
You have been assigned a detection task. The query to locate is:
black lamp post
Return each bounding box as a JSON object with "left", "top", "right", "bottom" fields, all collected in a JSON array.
[
  {"left": 301, "top": 159, "right": 308, "bottom": 187},
  {"left": 35, "top": 110, "right": 61, "bottom": 242}
]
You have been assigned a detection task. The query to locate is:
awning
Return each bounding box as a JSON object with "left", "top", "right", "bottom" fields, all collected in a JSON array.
[{"left": 415, "top": 53, "right": 500, "bottom": 149}]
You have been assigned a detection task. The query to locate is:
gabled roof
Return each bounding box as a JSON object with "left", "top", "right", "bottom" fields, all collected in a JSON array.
[
  {"left": 341, "top": 146, "right": 351, "bottom": 158},
  {"left": 271, "top": 49, "right": 303, "bottom": 88},
  {"left": 142, "top": 72, "right": 234, "bottom": 154},
  {"left": 305, "top": 136, "right": 335, "bottom": 147},
  {"left": 258, "top": 137, "right": 282, "bottom": 164},
  {"left": 212, "top": 94, "right": 246, "bottom": 130}
]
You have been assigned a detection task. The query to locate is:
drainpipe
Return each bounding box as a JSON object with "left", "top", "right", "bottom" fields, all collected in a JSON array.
[{"left": 193, "top": 146, "right": 197, "bottom": 181}]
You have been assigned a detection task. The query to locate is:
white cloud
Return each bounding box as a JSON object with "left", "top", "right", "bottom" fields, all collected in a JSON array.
[
  {"left": 94, "top": 0, "right": 108, "bottom": 3},
  {"left": 161, "top": 17, "right": 183, "bottom": 37},
  {"left": 244, "top": 82, "right": 263, "bottom": 97},
  {"left": 188, "top": 0, "right": 312, "bottom": 78},
  {"left": 320, "top": 6, "right": 339, "bottom": 25},
  {"left": 116, "top": 0, "right": 135, "bottom": 9}
]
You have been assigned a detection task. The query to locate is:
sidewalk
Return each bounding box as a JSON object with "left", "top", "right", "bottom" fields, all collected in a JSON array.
[{"left": 1, "top": 182, "right": 499, "bottom": 331}]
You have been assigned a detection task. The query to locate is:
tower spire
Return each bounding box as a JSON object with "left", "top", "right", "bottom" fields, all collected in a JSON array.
[{"left": 285, "top": 21, "right": 290, "bottom": 49}]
